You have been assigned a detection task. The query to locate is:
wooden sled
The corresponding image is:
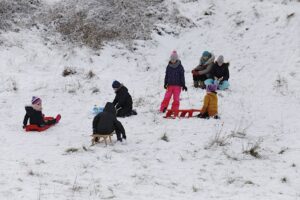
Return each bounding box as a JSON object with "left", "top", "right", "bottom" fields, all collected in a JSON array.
[
  {"left": 164, "top": 109, "right": 201, "bottom": 119},
  {"left": 91, "top": 133, "right": 113, "bottom": 146}
]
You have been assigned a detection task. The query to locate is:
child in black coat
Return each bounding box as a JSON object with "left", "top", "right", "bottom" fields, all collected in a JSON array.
[
  {"left": 93, "top": 102, "right": 126, "bottom": 142},
  {"left": 112, "top": 80, "right": 137, "bottom": 117},
  {"left": 23, "top": 96, "right": 61, "bottom": 128},
  {"left": 205, "top": 55, "right": 230, "bottom": 90}
]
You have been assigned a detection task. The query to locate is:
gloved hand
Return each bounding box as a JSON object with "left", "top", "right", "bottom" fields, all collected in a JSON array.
[
  {"left": 182, "top": 86, "right": 188, "bottom": 91},
  {"left": 192, "top": 70, "right": 198, "bottom": 76},
  {"left": 164, "top": 84, "right": 168, "bottom": 89},
  {"left": 22, "top": 125, "right": 26, "bottom": 129}
]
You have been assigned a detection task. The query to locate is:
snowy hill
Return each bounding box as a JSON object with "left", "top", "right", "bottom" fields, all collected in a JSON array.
[{"left": 0, "top": 0, "right": 300, "bottom": 199}]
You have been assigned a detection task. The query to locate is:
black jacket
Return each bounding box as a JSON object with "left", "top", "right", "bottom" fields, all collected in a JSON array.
[
  {"left": 113, "top": 86, "right": 133, "bottom": 111},
  {"left": 92, "top": 102, "right": 125, "bottom": 135},
  {"left": 23, "top": 106, "right": 44, "bottom": 127},
  {"left": 210, "top": 62, "right": 230, "bottom": 81}
]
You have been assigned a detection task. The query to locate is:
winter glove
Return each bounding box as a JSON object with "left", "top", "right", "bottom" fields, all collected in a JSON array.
[
  {"left": 164, "top": 84, "right": 168, "bottom": 89},
  {"left": 23, "top": 125, "right": 26, "bottom": 129},
  {"left": 192, "top": 70, "right": 198, "bottom": 76},
  {"left": 182, "top": 86, "right": 188, "bottom": 91}
]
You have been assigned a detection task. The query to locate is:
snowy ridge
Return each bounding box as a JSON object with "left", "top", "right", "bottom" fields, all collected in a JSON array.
[{"left": 0, "top": 0, "right": 300, "bottom": 199}]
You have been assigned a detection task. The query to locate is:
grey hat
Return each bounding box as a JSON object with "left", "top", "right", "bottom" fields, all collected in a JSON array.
[{"left": 216, "top": 55, "right": 224, "bottom": 66}]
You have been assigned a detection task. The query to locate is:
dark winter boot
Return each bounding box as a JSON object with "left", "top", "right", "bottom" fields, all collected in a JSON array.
[
  {"left": 199, "top": 81, "right": 205, "bottom": 89},
  {"left": 193, "top": 81, "right": 199, "bottom": 88},
  {"left": 213, "top": 115, "right": 220, "bottom": 119},
  {"left": 131, "top": 110, "right": 137, "bottom": 115},
  {"left": 163, "top": 107, "right": 167, "bottom": 113}
]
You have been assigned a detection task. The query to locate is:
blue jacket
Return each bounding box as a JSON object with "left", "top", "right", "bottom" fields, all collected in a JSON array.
[{"left": 164, "top": 60, "right": 185, "bottom": 87}]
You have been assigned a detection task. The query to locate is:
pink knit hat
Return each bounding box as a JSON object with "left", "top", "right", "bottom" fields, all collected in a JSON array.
[{"left": 170, "top": 50, "right": 178, "bottom": 62}]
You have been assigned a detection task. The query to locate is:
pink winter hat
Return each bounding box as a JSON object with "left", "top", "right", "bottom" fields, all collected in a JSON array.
[
  {"left": 170, "top": 50, "right": 178, "bottom": 61},
  {"left": 32, "top": 96, "right": 42, "bottom": 105}
]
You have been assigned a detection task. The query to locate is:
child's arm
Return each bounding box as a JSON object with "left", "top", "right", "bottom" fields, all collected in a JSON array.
[
  {"left": 164, "top": 67, "right": 169, "bottom": 88},
  {"left": 92, "top": 114, "right": 101, "bottom": 134},
  {"left": 23, "top": 114, "right": 29, "bottom": 128}
]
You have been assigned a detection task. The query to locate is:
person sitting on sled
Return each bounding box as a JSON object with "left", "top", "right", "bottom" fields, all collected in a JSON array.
[
  {"left": 160, "top": 50, "right": 187, "bottom": 113},
  {"left": 204, "top": 55, "right": 230, "bottom": 90},
  {"left": 93, "top": 102, "right": 126, "bottom": 142},
  {"left": 23, "top": 96, "right": 61, "bottom": 128},
  {"left": 112, "top": 80, "right": 137, "bottom": 117},
  {"left": 197, "top": 84, "right": 219, "bottom": 119},
  {"left": 192, "top": 51, "right": 215, "bottom": 89}
]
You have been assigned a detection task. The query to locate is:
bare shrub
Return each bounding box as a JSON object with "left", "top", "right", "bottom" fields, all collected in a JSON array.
[
  {"left": 244, "top": 180, "right": 254, "bottom": 185},
  {"left": 86, "top": 70, "right": 95, "bottom": 79},
  {"left": 192, "top": 185, "right": 199, "bottom": 192},
  {"left": 7, "top": 78, "right": 18, "bottom": 92},
  {"left": 278, "top": 147, "right": 288, "bottom": 154},
  {"left": 243, "top": 139, "right": 263, "bottom": 158},
  {"left": 28, "top": 169, "right": 41, "bottom": 177},
  {"left": 287, "top": 13, "right": 295, "bottom": 19},
  {"left": 65, "top": 147, "right": 79, "bottom": 153},
  {"left": 62, "top": 67, "right": 77, "bottom": 77},
  {"left": 134, "top": 97, "right": 146, "bottom": 107},
  {"left": 274, "top": 74, "right": 288, "bottom": 95},
  {"left": 281, "top": 177, "right": 287, "bottom": 183},
  {"left": 91, "top": 87, "right": 100, "bottom": 94},
  {"left": 291, "top": 163, "right": 296, "bottom": 167},
  {"left": 161, "top": 133, "right": 169, "bottom": 142},
  {"left": 231, "top": 118, "right": 252, "bottom": 138},
  {"left": 205, "top": 123, "right": 231, "bottom": 149}
]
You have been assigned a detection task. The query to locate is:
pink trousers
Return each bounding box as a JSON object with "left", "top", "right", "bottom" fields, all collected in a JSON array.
[{"left": 160, "top": 86, "right": 181, "bottom": 112}]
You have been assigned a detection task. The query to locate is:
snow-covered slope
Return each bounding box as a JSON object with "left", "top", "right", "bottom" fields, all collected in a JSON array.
[{"left": 0, "top": 0, "right": 300, "bottom": 199}]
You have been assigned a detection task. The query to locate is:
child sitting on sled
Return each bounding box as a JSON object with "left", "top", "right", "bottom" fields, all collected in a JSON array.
[
  {"left": 197, "top": 84, "right": 219, "bottom": 119},
  {"left": 23, "top": 96, "right": 61, "bottom": 128},
  {"left": 93, "top": 102, "right": 126, "bottom": 142}
]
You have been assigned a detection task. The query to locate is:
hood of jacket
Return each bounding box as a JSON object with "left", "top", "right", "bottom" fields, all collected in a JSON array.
[
  {"left": 25, "top": 106, "right": 35, "bottom": 116},
  {"left": 116, "top": 86, "right": 128, "bottom": 94},
  {"left": 103, "top": 102, "right": 116, "bottom": 116}
]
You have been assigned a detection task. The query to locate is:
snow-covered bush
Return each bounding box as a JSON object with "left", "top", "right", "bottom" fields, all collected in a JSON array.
[
  {"left": 0, "top": 0, "right": 41, "bottom": 31},
  {"left": 0, "top": 0, "right": 194, "bottom": 49},
  {"left": 43, "top": 0, "right": 194, "bottom": 49}
]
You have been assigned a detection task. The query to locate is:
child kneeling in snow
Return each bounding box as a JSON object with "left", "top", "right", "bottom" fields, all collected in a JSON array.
[
  {"left": 93, "top": 102, "right": 126, "bottom": 142},
  {"left": 112, "top": 80, "right": 137, "bottom": 117},
  {"left": 197, "top": 84, "right": 219, "bottom": 119},
  {"left": 23, "top": 96, "right": 61, "bottom": 128}
]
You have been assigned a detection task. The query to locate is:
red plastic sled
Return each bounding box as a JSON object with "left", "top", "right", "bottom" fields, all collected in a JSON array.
[
  {"left": 25, "top": 117, "right": 55, "bottom": 132},
  {"left": 164, "top": 109, "right": 201, "bottom": 119}
]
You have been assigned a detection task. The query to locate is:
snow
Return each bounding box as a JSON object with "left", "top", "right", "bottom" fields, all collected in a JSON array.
[{"left": 1, "top": 0, "right": 300, "bottom": 199}]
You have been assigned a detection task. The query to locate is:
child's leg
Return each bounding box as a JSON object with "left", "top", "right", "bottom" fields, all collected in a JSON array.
[
  {"left": 115, "top": 130, "right": 122, "bottom": 141},
  {"left": 44, "top": 119, "right": 56, "bottom": 125},
  {"left": 204, "top": 79, "right": 214, "bottom": 86},
  {"left": 171, "top": 86, "right": 181, "bottom": 111},
  {"left": 160, "top": 87, "right": 173, "bottom": 112},
  {"left": 218, "top": 81, "right": 229, "bottom": 90}
]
